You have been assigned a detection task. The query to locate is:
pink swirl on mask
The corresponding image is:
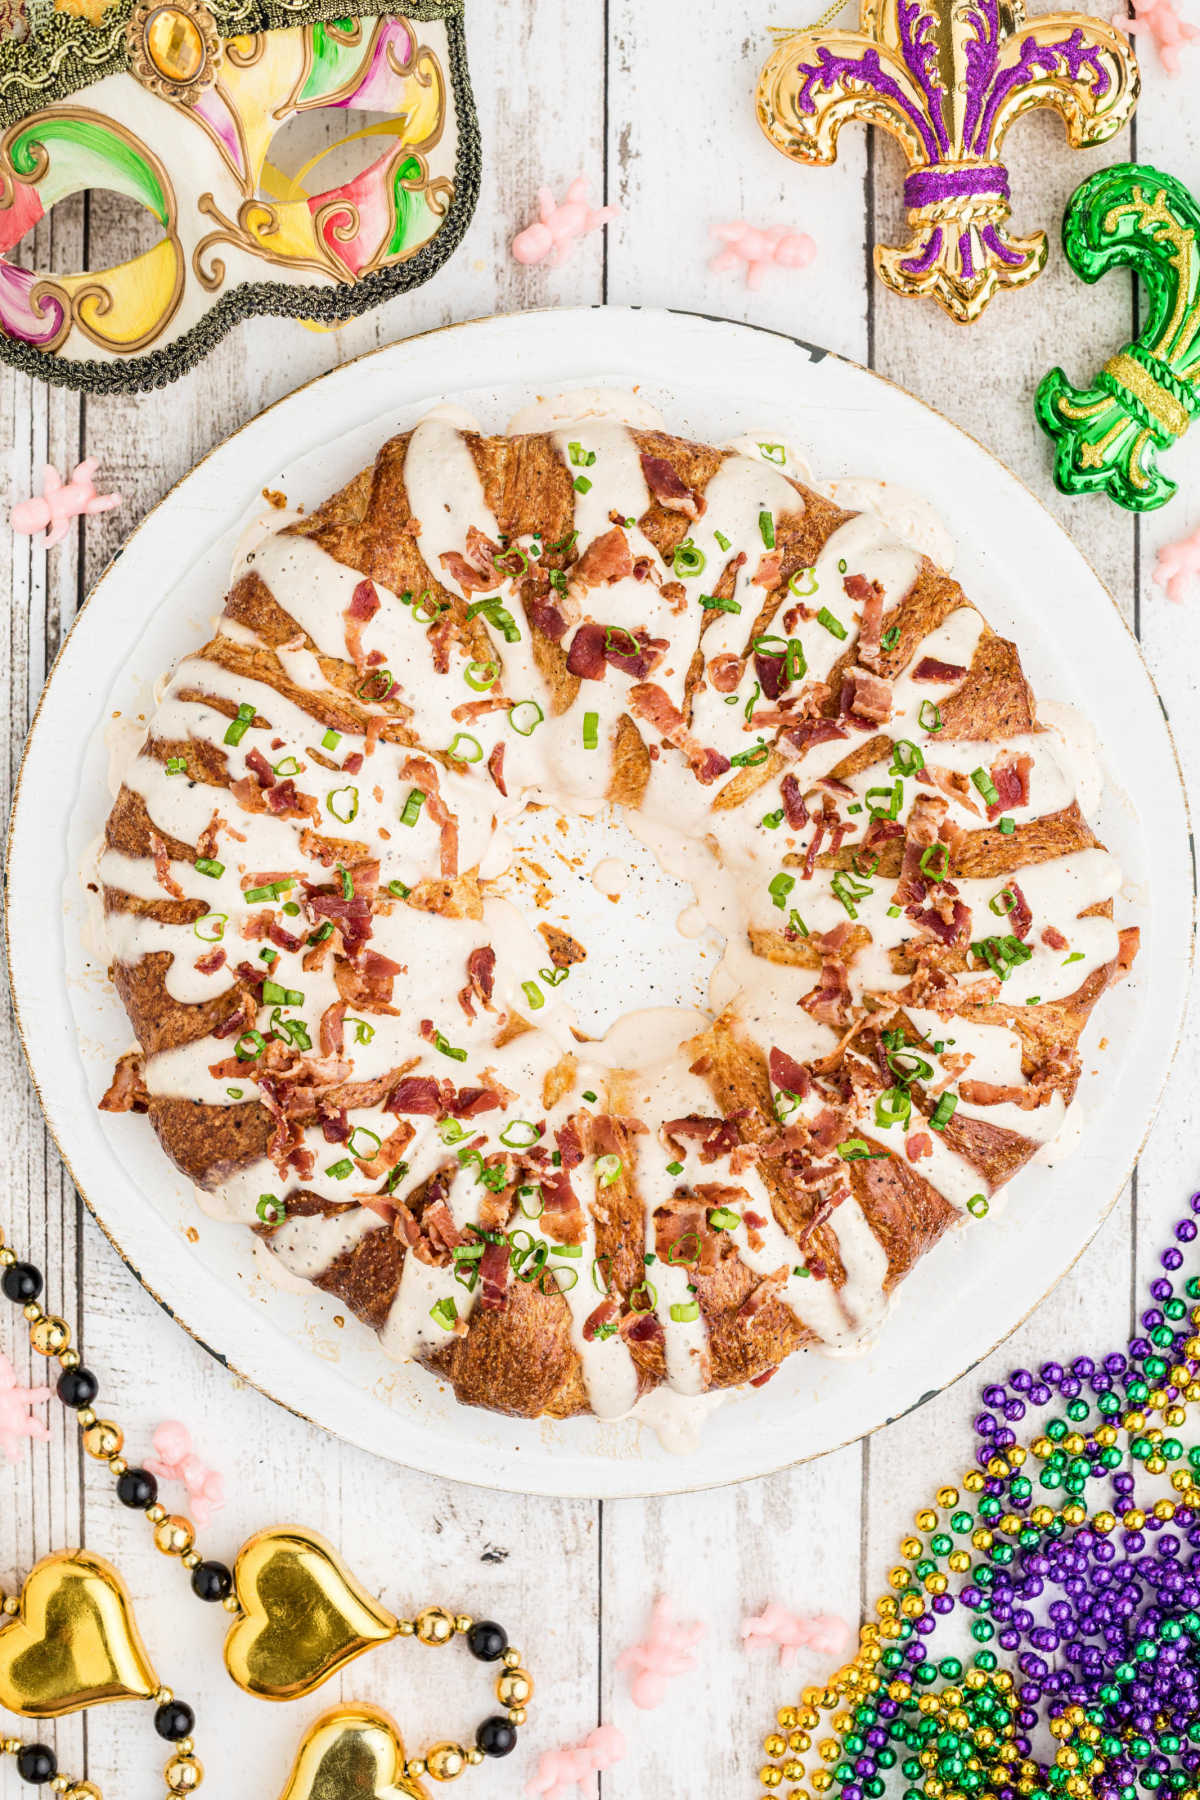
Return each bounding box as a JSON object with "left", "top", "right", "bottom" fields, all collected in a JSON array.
[
  {"left": 524, "top": 1725, "right": 626, "bottom": 1799},
  {"left": 615, "top": 1596, "right": 707, "bottom": 1710},
  {"left": 741, "top": 1603, "right": 852, "bottom": 1669}
]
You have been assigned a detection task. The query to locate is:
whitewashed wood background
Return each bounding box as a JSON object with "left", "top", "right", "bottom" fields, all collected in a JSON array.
[{"left": 2, "top": 4, "right": 1200, "bottom": 1795}]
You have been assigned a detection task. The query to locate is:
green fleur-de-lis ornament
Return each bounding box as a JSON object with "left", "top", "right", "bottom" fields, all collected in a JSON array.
[{"left": 1036, "top": 162, "right": 1200, "bottom": 510}]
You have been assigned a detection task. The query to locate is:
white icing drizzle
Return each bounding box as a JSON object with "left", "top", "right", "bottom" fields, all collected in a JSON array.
[{"left": 96, "top": 399, "right": 1127, "bottom": 1436}]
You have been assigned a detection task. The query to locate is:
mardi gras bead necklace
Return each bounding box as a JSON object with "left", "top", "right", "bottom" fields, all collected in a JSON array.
[
  {"left": 757, "top": 1200, "right": 1200, "bottom": 1800},
  {"left": 0, "top": 1228, "right": 533, "bottom": 1796}
]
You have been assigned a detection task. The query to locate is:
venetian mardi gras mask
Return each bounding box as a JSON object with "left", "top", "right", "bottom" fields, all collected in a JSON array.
[{"left": 0, "top": 0, "right": 478, "bottom": 388}]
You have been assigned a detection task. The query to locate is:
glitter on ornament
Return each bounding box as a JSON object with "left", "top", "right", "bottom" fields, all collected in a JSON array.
[
  {"left": 511, "top": 178, "right": 619, "bottom": 268},
  {"left": 144, "top": 1419, "right": 226, "bottom": 1526},
  {"left": 524, "top": 1724, "right": 626, "bottom": 1798},
  {"left": 617, "top": 1597, "right": 707, "bottom": 1710},
  {"left": 756, "top": 1196, "right": 1200, "bottom": 1800},
  {"left": 742, "top": 1604, "right": 852, "bottom": 1668},
  {"left": 1112, "top": 0, "right": 1200, "bottom": 75},
  {"left": 0, "top": 1350, "right": 50, "bottom": 1463},
  {"left": 1152, "top": 526, "right": 1200, "bottom": 603},
  {"left": 709, "top": 222, "right": 817, "bottom": 290}
]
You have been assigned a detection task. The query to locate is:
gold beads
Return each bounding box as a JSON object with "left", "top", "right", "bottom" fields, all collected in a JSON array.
[
  {"left": 406, "top": 1759, "right": 428, "bottom": 1780},
  {"left": 426, "top": 1742, "right": 468, "bottom": 1782},
  {"left": 507, "top": 1706, "right": 528, "bottom": 1727},
  {"left": 154, "top": 1516, "right": 195, "bottom": 1558},
  {"left": 64, "top": 1787, "right": 102, "bottom": 1800},
  {"left": 454, "top": 1614, "right": 473, "bottom": 1635},
  {"left": 82, "top": 1420, "right": 124, "bottom": 1462},
  {"left": 765, "top": 1734, "right": 788, "bottom": 1759},
  {"left": 502, "top": 1647, "right": 521, "bottom": 1668},
  {"left": 497, "top": 1667, "right": 533, "bottom": 1708},
  {"left": 466, "top": 1749, "right": 485, "bottom": 1767},
  {"left": 165, "top": 1753, "right": 203, "bottom": 1792},
  {"left": 760, "top": 1766, "right": 784, "bottom": 1790},
  {"left": 30, "top": 1316, "right": 70, "bottom": 1357},
  {"left": 415, "top": 1606, "right": 456, "bottom": 1646}
]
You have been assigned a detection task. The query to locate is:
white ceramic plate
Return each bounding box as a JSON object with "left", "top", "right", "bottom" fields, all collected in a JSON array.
[{"left": 6, "top": 308, "right": 1192, "bottom": 1498}]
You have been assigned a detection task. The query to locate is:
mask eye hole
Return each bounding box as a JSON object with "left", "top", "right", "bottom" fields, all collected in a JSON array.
[
  {"left": 0, "top": 188, "right": 166, "bottom": 264},
  {"left": 257, "top": 109, "right": 406, "bottom": 205}
]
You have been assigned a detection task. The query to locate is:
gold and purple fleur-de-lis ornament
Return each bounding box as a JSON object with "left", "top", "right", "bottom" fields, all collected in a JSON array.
[
  {"left": 756, "top": 0, "right": 1140, "bottom": 324},
  {"left": 1036, "top": 162, "right": 1200, "bottom": 510}
]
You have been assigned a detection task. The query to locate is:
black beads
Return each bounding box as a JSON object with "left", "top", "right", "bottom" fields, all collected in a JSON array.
[
  {"left": 15, "top": 1744, "right": 56, "bottom": 1784},
  {"left": 155, "top": 1699, "right": 196, "bottom": 1742},
  {"left": 1, "top": 1263, "right": 42, "bottom": 1305},
  {"left": 476, "top": 1717, "right": 517, "bottom": 1758},
  {"left": 467, "top": 1620, "right": 508, "bottom": 1662},
  {"left": 56, "top": 1366, "right": 98, "bottom": 1410},
  {"left": 190, "top": 1560, "right": 232, "bottom": 1603},
  {"left": 116, "top": 1467, "right": 158, "bottom": 1510}
]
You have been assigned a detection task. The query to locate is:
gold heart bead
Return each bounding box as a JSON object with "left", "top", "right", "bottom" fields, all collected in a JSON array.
[
  {"left": 225, "top": 1525, "right": 398, "bottom": 1701},
  {"left": 0, "top": 1550, "right": 158, "bottom": 1718},
  {"left": 277, "top": 1703, "right": 429, "bottom": 1800}
]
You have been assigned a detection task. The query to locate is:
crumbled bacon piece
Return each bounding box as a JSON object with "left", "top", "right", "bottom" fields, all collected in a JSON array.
[
  {"left": 439, "top": 526, "right": 500, "bottom": 594},
  {"left": 621, "top": 1310, "right": 665, "bottom": 1348},
  {"left": 662, "top": 1114, "right": 741, "bottom": 1162},
  {"left": 913, "top": 656, "right": 967, "bottom": 682},
  {"left": 479, "top": 1239, "right": 511, "bottom": 1311},
  {"left": 342, "top": 578, "right": 379, "bottom": 672},
  {"left": 987, "top": 752, "right": 1032, "bottom": 820},
  {"left": 401, "top": 755, "right": 458, "bottom": 878},
  {"left": 845, "top": 573, "right": 885, "bottom": 667},
  {"left": 1041, "top": 924, "right": 1068, "bottom": 951},
  {"left": 800, "top": 958, "right": 852, "bottom": 1028},
  {"left": 738, "top": 1266, "right": 789, "bottom": 1319},
  {"left": 583, "top": 1298, "right": 618, "bottom": 1340},
  {"left": 769, "top": 1046, "right": 812, "bottom": 1098},
  {"left": 906, "top": 1131, "right": 932, "bottom": 1162},
  {"left": 194, "top": 947, "right": 226, "bottom": 976},
  {"left": 1006, "top": 880, "right": 1033, "bottom": 941},
  {"left": 148, "top": 831, "right": 184, "bottom": 900},
  {"left": 640, "top": 453, "right": 704, "bottom": 519},
  {"left": 754, "top": 550, "right": 782, "bottom": 589},
  {"left": 319, "top": 1000, "right": 347, "bottom": 1057},
  {"left": 707, "top": 652, "right": 743, "bottom": 694},
  {"left": 458, "top": 945, "right": 496, "bottom": 1021},
  {"left": 782, "top": 717, "right": 848, "bottom": 760},
  {"left": 571, "top": 525, "right": 633, "bottom": 589},
  {"left": 487, "top": 741, "right": 507, "bottom": 796},
  {"left": 841, "top": 665, "right": 892, "bottom": 725},
  {"left": 628, "top": 683, "right": 731, "bottom": 785}
]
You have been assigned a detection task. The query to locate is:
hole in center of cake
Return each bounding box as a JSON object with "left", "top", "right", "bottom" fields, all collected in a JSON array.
[{"left": 494, "top": 804, "right": 725, "bottom": 1039}]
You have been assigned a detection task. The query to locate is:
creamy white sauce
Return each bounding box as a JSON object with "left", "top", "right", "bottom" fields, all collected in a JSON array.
[{"left": 95, "top": 396, "right": 1126, "bottom": 1446}]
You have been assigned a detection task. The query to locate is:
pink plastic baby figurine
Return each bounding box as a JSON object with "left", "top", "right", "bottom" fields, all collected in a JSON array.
[
  {"left": 524, "top": 1725, "right": 627, "bottom": 1799},
  {"left": 709, "top": 221, "right": 817, "bottom": 290},
  {"left": 12, "top": 457, "right": 121, "bottom": 549},
  {"left": 1112, "top": 0, "right": 1200, "bottom": 73},
  {"left": 1152, "top": 524, "right": 1200, "bottom": 603},
  {"left": 512, "top": 177, "right": 620, "bottom": 267},
  {"left": 0, "top": 1351, "right": 51, "bottom": 1464},
  {"left": 144, "top": 1420, "right": 226, "bottom": 1527},
  {"left": 741, "top": 1603, "right": 852, "bottom": 1669},
  {"left": 616, "top": 1596, "right": 707, "bottom": 1710}
]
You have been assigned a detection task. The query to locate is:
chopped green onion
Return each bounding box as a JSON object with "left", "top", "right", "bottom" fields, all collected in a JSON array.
[
  {"left": 582, "top": 1091, "right": 597, "bottom": 1103},
  {"left": 919, "top": 842, "right": 950, "bottom": 880},
  {"left": 412, "top": 590, "right": 448, "bottom": 624},
  {"left": 673, "top": 539, "right": 706, "bottom": 578},
  {"left": 890, "top": 739, "right": 924, "bottom": 776},
  {"left": 555, "top": 1243, "right": 583, "bottom": 1259},
  {"left": 582, "top": 712, "right": 599, "bottom": 750},
  {"left": 521, "top": 980, "right": 544, "bottom": 1012},
  {"left": 235, "top": 1030, "right": 264, "bottom": 1061},
  {"left": 400, "top": 789, "right": 425, "bottom": 827},
  {"left": 356, "top": 668, "right": 394, "bottom": 703},
  {"left": 509, "top": 699, "right": 545, "bottom": 736},
  {"left": 666, "top": 1159, "right": 684, "bottom": 1176},
  {"left": 1063, "top": 951, "right": 1085, "bottom": 965},
  {"left": 866, "top": 781, "right": 903, "bottom": 820},
  {"left": 768, "top": 872, "right": 795, "bottom": 910},
  {"left": 838, "top": 1138, "right": 875, "bottom": 1160},
  {"left": 387, "top": 880, "right": 410, "bottom": 900},
  {"left": 699, "top": 593, "right": 741, "bottom": 614},
  {"left": 918, "top": 700, "right": 943, "bottom": 734},
  {"left": 880, "top": 624, "right": 901, "bottom": 652},
  {"left": 989, "top": 888, "right": 1017, "bottom": 916},
  {"left": 326, "top": 785, "right": 358, "bottom": 823},
  {"left": 817, "top": 607, "right": 847, "bottom": 639},
  {"left": 886, "top": 1046, "right": 933, "bottom": 1085},
  {"left": 273, "top": 756, "right": 301, "bottom": 777},
  {"left": 464, "top": 659, "right": 499, "bottom": 691},
  {"left": 258, "top": 946, "right": 278, "bottom": 965},
  {"left": 165, "top": 756, "right": 187, "bottom": 775},
  {"left": 270, "top": 1013, "right": 311, "bottom": 1051},
  {"left": 195, "top": 857, "right": 224, "bottom": 879},
  {"left": 998, "top": 816, "right": 1015, "bottom": 836},
  {"left": 930, "top": 1093, "right": 958, "bottom": 1130},
  {"left": 347, "top": 1017, "right": 374, "bottom": 1045},
  {"left": 758, "top": 442, "right": 786, "bottom": 463},
  {"left": 194, "top": 913, "right": 226, "bottom": 942},
  {"left": 499, "top": 1119, "right": 542, "bottom": 1149},
  {"left": 256, "top": 1194, "right": 284, "bottom": 1225},
  {"left": 322, "top": 728, "right": 341, "bottom": 751},
  {"left": 595, "top": 1153, "right": 622, "bottom": 1188},
  {"left": 971, "top": 766, "right": 1000, "bottom": 807},
  {"left": 383, "top": 1162, "right": 409, "bottom": 1194},
  {"left": 517, "top": 1184, "right": 544, "bottom": 1219},
  {"left": 789, "top": 567, "right": 819, "bottom": 598},
  {"left": 730, "top": 740, "right": 769, "bottom": 768},
  {"left": 709, "top": 1207, "right": 741, "bottom": 1231},
  {"left": 573, "top": 475, "right": 592, "bottom": 495},
  {"left": 967, "top": 1194, "right": 990, "bottom": 1218},
  {"left": 887, "top": 904, "right": 901, "bottom": 918},
  {"left": 539, "top": 966, "right": 569, "bottom": 988},
  {"left": 831, "top": 870, "right": 873, "bottom": 918},
  {"left": 243, "top": 879, "right": 294, "bottom": 903},
  {"left": 786, "top": 909, "right": 809, "bottom": 939},
  {"left": 762, "top": 809, "right": 784, "bottom": 830},
  {"left": 429, "top": 1297, "right": 459, "bottom": 1332},
  {"left": 226, "top": 1087, "right": 243, "bottom": 1099},
  {"left": 466, "top": 595, "right": 521, "bottom": 642},
  {"left": 670, "top": 1300, "right": 700, "bottom": 1323},
  {"left": 433, "top": 1029, "right": 467, "bottom": 1062},
  {"left": 545, "top": 530, "right": 579, "bottom": 555},
  {"left": 446, "top": 732, "right": 483, "bottom": 764},
  {"left": 875, "top": 1087, "right": 912, "bottom": 1129},
  {"left": 223, "top": 701, "right": 256, "bottom": 747},
  {"left": 971, "top": 934, "right": 1034, "bottom": 981},
  {"left": 629, "top": 1279, "right": 657, "bottom": 1314},
  {"left": 837, "top": 559, "right": 848, "bottom": 574},
  {"left": 592, "top": 1254, "right": 614, "bottom": 1295},
  {"left": 714, "top": 530, "right": 732, "bottom": 552},
  {"left": 792, "top": 1264, "right": 811, "bottom": 1278},
  {"left": 438, "top": 1118, "right": 469, "bottom": 1144},
  {"left": 261, "top": 979, "right": 302, "bottom": 1007},
  {"left": 787, "top": 638, "right": 807, "bottom": 681},
  {"left": 308, "top": 921, "right": 334, "bottom": 945},
  {"left": 852, "top": 848, "right": 880, "bottom": 879},
  {"left": 1026, "top": 996, "right": 1041, "bottom": 1006},
  {"left": 743, "top": 680, "right": 762, "bottom": 723},
  {"left": 349, "top": 1126, "right": 382, "bottom": 1160},
  {"left": 568, "top": 441, "right": 596, "bottom": 467},
  {"left": 759, "top": 509, "right": 776, "bottom": 549},
  {"left": 325, "top": 1157, "right": 355, "bottom": 1180}
]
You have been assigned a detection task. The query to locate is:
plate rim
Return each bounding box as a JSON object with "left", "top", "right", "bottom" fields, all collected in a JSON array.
[{"left": 6, "top": 302, "right": 1194, "bottom": 1498}]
